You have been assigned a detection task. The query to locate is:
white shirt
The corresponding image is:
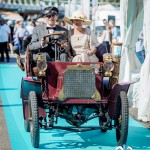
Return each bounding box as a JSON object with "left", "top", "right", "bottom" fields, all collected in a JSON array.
[
  {"left": 26, "top": 25, "right": 34, "bottom": 35},
  {"left": 46, "top": 24, "right": 56, "bottom": 34},
  {"left": 104, "top": 30, "right": 110, "bottom": 42},
  {"left": 0, "top": 24, "right": 11, "bottom": 42},
  {"left": 15, "top": 27, "right": 29, "bottom": 38}
]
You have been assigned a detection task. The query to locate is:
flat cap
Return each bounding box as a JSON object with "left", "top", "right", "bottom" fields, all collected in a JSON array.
[{"left": 42, "top": 7, "right": 59, "bottom": 17}]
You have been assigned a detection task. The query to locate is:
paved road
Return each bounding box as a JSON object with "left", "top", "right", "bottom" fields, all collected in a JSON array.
[
  {"left": 0, "top": 63, "right": 150, "bottom": 150},
  {"left": 0, "top": 99, "right": 12, "bottom": 150}
]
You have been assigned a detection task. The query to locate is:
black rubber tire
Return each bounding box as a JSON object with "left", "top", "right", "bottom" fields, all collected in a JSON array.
[
  {"left": 24, "top": 120, "right": 30, "bottom": 132},
  {"left": 116, "top": 91, "right": 129, "bottom": 146},
  {"left": 29, "top": 91, "right": 39, "bottom": 148}
]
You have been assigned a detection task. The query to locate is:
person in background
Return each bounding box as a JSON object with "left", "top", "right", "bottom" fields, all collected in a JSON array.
[
  {"left": 7, "top": 20, "right": 14, "bottom": 53},
  {"left": 64, "top": 11, "right": 99, "bottom": 62},
  {"left": 13, "top": 21, "right": 21, "bottom": 49},
  {"left": 26, "top": 21, "right": 35, "bottom": 35},
  {"left": 15, "top": 21, "right": 29, "bottom": 53},
  {"left": 29, "top": 6, "right": 72, "bottom": 62},
  {"left": 7, "top": 20, "right": 14, "bottom": 43},
  {"left": 32, "top": 20, "right": 36, "bottom": 27},
  {"left": 109, "top": 19, "right": 119, "bottom": 43},
  {"left": 103, "top": 19, "right": 109, "bottom": 29},
  {"left": 135, "top": 30, "right": 145, "bottom": 64},
  {"left": 100, "top": 25, "right": 112, "bottom": 53},
  {"left": 23, "top": 21, "right": 35, "bottom": 52},
  {"left": 0, "top": 16, "right": 11, "bottom": 62},
  {"left": 35, "top": 18, "right": 46, "bottom": 26}
]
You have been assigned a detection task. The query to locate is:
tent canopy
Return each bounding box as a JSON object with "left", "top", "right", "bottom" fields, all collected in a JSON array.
[{"left": 120, "top": 0, "right": 150, "bottom": 122}]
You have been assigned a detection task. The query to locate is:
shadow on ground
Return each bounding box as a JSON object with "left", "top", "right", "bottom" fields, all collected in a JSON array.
[{"left": 38, "top": 125, "right": 150, "bottom": 150}]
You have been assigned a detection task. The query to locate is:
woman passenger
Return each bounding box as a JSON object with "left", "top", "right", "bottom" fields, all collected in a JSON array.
[{"left": 64, "top": 11, "right": 100, "bottom": 62}]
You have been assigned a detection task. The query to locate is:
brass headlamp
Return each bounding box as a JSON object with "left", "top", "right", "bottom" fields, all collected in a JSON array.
[
  {"left": 103, "top": 53, "right": 114, "bottom": 77},
  {"left": 36, "top": 53, "right": 47, "bottom": 77}
]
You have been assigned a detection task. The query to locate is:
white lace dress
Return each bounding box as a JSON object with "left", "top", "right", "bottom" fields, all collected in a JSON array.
[{"left": 69, "top": 28, "right": 99, "bottom": 62}]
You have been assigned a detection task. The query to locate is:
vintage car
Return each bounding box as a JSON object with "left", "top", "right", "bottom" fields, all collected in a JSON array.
[{"left": 17, "top": 32, "right": 132, "bottom": 148}]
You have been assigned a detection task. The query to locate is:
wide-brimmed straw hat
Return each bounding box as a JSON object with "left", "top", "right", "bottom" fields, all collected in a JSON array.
[{"left": 64, "top": 11, "right": 92, "bottom": 25}]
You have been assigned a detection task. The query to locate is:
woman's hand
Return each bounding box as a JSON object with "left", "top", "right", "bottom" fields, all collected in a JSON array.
[
  {"left": 69, "top": 56, "right": 74, "bottom": 61},
  {"left": 85, "top": 50, "right": 93, "bottom": 56}
]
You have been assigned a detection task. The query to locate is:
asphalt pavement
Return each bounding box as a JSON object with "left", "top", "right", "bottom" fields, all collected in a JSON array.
[{"left": 0, "top": 99, "right": 12, "bottom": 150}]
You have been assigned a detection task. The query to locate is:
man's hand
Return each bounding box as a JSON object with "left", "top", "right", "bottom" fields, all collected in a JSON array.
[
  {"left": 41, "top": 37, "right": 48, "bottom": 47},
  {"left": 60, "top": 41, "right": 69, "bottom": 48}
]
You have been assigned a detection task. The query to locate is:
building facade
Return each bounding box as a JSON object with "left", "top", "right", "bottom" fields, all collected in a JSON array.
[{"left": 0, "top": 0, "right": 120, "bottom": 23}]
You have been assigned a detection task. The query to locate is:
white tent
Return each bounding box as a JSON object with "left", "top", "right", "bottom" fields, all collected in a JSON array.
[
  {"left": 138, "top": 0, "right": 150, "bottom": 122},
  {"left": 95, "top": 4, "right": 120, "bottom": 26},
  {"left": 99, "top": 4, "right": 119, "bottom": 11},
  {"left": 120, "top": 0, "right": 150, "bottom": 122}
]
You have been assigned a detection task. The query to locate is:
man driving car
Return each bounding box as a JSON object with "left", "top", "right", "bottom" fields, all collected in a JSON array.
[{"left": 29, "top": 7, "right": 72, "bottom": 61}]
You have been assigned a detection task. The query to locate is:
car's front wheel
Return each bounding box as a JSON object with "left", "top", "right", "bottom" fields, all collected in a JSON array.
[
  {"left": 29, "top": 91, "right": 39, "bottom": 148},
  {"left": 115, "top": 91, "right": 129, "bottom": 146}
]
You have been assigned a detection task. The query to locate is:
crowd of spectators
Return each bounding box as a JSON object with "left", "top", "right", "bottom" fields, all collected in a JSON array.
[{"left": 0, "top": 16, "right": 46, "bottom": 62}]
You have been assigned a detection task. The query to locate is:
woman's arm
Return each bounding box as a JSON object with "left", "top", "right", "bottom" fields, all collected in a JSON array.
[{"left": 88, "top": 29, "right": 99, "bottom": 55}]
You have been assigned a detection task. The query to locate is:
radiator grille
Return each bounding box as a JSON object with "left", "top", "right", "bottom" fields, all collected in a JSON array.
[{"left": 63, "top": 69, "right": 96, "bottom": 99}]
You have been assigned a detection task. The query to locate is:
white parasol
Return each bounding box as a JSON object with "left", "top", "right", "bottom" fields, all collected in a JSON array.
[{"left": 0, "top": 11, "right": 24, "bottom": 21}]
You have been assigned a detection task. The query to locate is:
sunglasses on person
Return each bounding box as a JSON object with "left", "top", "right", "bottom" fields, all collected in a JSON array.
[{"left": 45, "top": 14, "right": 56, "bottom": 18}]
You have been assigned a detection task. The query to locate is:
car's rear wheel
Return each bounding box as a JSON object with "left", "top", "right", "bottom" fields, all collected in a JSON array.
[
  {"left": 29, "top": 91, "right": 39, "bottom": 148},
  {"left": 24, "top": 120, "right": 30, "bottom": 132},
  {"left": 115, "top": 91, "right": 129, "bottom": 146}
]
